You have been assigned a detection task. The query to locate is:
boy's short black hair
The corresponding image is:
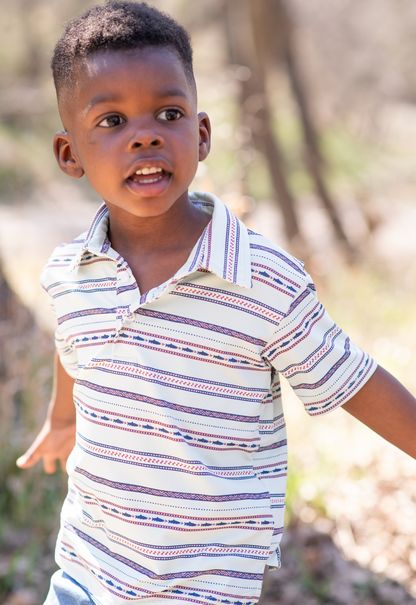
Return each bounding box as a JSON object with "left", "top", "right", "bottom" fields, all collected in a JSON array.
[{"left": 52, "top": 1, "right": 195, "bottom": 97}]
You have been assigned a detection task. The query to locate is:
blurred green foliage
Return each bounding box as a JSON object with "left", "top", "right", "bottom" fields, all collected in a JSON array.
[{"left": 0, "top": 293, "right": 66, "bottom": 600}]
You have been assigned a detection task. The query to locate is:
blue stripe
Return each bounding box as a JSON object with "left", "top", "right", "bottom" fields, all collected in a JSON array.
[
  {"left": 76, "top": 380, "right": 262, "bottom": 422},
  {"left": 58, "top": 307, "right": 117, "bottom": 325},
  {"left": 249, "top": 244, "right": 305, "bottom": 275},
  {"left": 75, "top": 514, "right": 270, "bottom": 560},
  {"left": 135, "top": 309, "right": 267, "bottom": 346},
  {"left": 74, "top": 467, "right": 272, "bottom": 503},
  {"left": 293, "top": 339, "right": 353, "bottom": 390},
  {"left": 234, "top": 217, "right": 240, "bottom": 283},
  {"left": 65, "top": 524, "right": 266, "bottom": 580},
  {"left": 223, "top": 205, "right": 231, "bottom": 279},
  {"left": 174, "top": 282, "right": 285, "bottom": 319}
]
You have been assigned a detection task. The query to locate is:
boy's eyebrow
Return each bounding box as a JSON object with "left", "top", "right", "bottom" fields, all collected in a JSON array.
[
  {"left": 85, "top": 87, "right": 191, "bottom": 114},
  {"left": 154, "top": 86, "right": 190, "bottom": 100},
  {"left": 85, "top": 92, "right": 124, "bottom": 112}
]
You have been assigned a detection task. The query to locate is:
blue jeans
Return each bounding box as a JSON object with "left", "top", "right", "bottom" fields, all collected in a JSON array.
[{"left": 43, "top": 571, "right": 96, "bottom": 605}]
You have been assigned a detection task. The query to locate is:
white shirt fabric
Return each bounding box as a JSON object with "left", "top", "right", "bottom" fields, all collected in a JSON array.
[{"left": 41, "top": 191, "right": 376, "bottom": 605}]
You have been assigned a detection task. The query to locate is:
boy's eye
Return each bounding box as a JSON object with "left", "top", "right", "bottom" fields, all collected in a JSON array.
[
  {"left": 98, "top": 115, "right": 125, "bottom": 128},
  {"left": 158, "top": 109, "right": 182, "bottom": 122}
]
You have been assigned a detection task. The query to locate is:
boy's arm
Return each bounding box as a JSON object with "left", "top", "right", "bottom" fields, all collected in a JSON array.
[
  {"left": 342, "top": 365, "right": 416, "bottom": 459},
  {"left": 16, "top": 351, "right": 76, "bottom": 474}
]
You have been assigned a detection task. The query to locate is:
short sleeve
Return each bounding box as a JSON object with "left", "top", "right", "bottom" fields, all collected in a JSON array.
[
  {"left": 54, "top": 327, "right": 79, "bottom": 379},
  {"left": 40, "top": 269, "right": 79, "bottom": 379},
  {"left": 262, "top": 274, "right": 377, "bottom": 416}
]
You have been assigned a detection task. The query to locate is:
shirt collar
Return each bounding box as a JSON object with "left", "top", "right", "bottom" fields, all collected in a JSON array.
[
  {"left": 66, "top": 203, "right": 111, "bottom": 273},
  {"left": 68, "top": 191, "right": 252, "bottom": 288},
  {"left": 188, "top": 191, "right": 252, "bottom": 288}
]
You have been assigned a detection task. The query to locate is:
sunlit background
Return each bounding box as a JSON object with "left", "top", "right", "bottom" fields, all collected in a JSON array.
[{"left": 2, "top": 1, "right": 416, "bottom": 603}]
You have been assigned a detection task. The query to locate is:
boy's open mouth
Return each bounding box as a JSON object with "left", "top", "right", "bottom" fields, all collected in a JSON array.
[{"left": 128, "top": 166, "right": 170, "bottom": 184}]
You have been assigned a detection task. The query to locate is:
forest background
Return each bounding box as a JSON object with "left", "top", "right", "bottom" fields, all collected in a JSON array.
[{"left": 2, "top": 1, "right": 416, "bottom": 604}]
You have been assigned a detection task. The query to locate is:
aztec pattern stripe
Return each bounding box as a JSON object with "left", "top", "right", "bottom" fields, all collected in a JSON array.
[
  {"left": 75, "top": 379, "right": 263, "bottom": 421},
  {"left": 170, "top": 282, "right": 285, "bottom": 324},
  {"left": 249, "top": 243, "right": 305, "bottom": 275},
  {"left": 82, "top": 357, "right": 267, "bottom": 396},
  {"left": 76, "top": 432, "right": 257, "bottom": 479},
  {"left": 73, "top": 393, "right": 261, "bottom": 438},
  {"left": 73, "top": 397, "right": 260, "bottom": 452},
  {"left": 106, "top": 327, "right": 268, "bottom": 371},
  {"left": 73, "top": 467, "right": 273, "bottom": 502},
  {"left": 134, "top": 308, "right": 268, "bottom": 346},
  {"left": 71, "top": 485, "right": 275, "bottom": 532},
  {"left": 57, "top": 307, "right": 117, "bottom": 326},
  {"left": 72, "top": 516, "right": 272, "bottom": 561},
  {"left": 63, "top": 523, "right": 267, "bottom": 580}
]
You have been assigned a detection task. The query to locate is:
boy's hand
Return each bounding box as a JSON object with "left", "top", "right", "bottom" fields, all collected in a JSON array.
[
  {"left": 16, "top": 420, "right": 76, "bottom": 474},
  {"left": 17, "top": 351, "right": 77, "bottom": 473}
]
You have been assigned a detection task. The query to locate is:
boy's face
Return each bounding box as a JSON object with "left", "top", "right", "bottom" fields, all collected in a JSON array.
[{"left": 54, "top": 47, "right": 210, "bottom": 219}]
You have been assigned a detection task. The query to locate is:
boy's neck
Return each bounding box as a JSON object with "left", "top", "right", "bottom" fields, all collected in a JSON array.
[{"left": 106, "top": 194, "right": 211, "bottom": 294}]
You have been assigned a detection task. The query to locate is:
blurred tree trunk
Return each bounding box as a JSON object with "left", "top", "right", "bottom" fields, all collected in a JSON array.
[
  {"left": 223, "top": 0, "right": 356, "bottom": 261},
  {"left": 251, "top": 0, "right": 355, "bottom": 260},
  {"left": 224, "top": 0, "right": 307, "bottom": 258},
  {"left": 251, "top": 0, "right": 324, "bottom": 169}
]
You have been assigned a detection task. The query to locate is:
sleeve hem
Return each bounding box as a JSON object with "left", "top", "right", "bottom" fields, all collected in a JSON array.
[{"left": 306, "top": 356, "right": 378, "bottom": 418}]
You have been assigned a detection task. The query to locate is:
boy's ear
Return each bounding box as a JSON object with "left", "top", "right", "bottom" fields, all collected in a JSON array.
[
  {"left": 53, "top": 132, "right": 84, "bottom": 179},
  {"left": 198, "top": 112, "right": 211, "bottom": 162}
]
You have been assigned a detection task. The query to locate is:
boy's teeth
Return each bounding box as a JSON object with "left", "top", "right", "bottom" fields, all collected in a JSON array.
[{"left": 135, "top": 167, "right": 162, "bottom": 175}]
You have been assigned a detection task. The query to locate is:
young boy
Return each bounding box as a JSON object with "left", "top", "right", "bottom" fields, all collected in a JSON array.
[{"left": 16, "top": 2, "right": 416, "bottom": 605}]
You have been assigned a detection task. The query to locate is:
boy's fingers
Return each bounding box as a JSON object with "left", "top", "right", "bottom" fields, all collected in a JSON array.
[
  {"left": 16, "top": 448, "right": 42, "bottom": 469},
  {"left": 17, "top": 450, "right": 59, "bottom": 474},
  {"left": 16, "top": 455, "right": 28, "bottom": 468},
  {"left": 43, "top": 456, "right": 57, "bottom": 474},
  {"left": 16, "top": 424, "right": 75, "bottom": 472}
]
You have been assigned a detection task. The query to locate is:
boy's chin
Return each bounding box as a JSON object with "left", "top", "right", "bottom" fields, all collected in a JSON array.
[{"left": 104, "top": 194, "right": 190, "bottom": 221}]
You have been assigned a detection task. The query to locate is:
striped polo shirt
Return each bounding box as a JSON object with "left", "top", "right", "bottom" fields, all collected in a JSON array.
[{"left": 41, "top": 191, "right": 376, "bottom": 605}]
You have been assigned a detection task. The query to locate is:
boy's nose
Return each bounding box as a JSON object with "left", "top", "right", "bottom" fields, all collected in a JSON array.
[{"left": 128, "top": 129, "right": 163, "bottom": 150}]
